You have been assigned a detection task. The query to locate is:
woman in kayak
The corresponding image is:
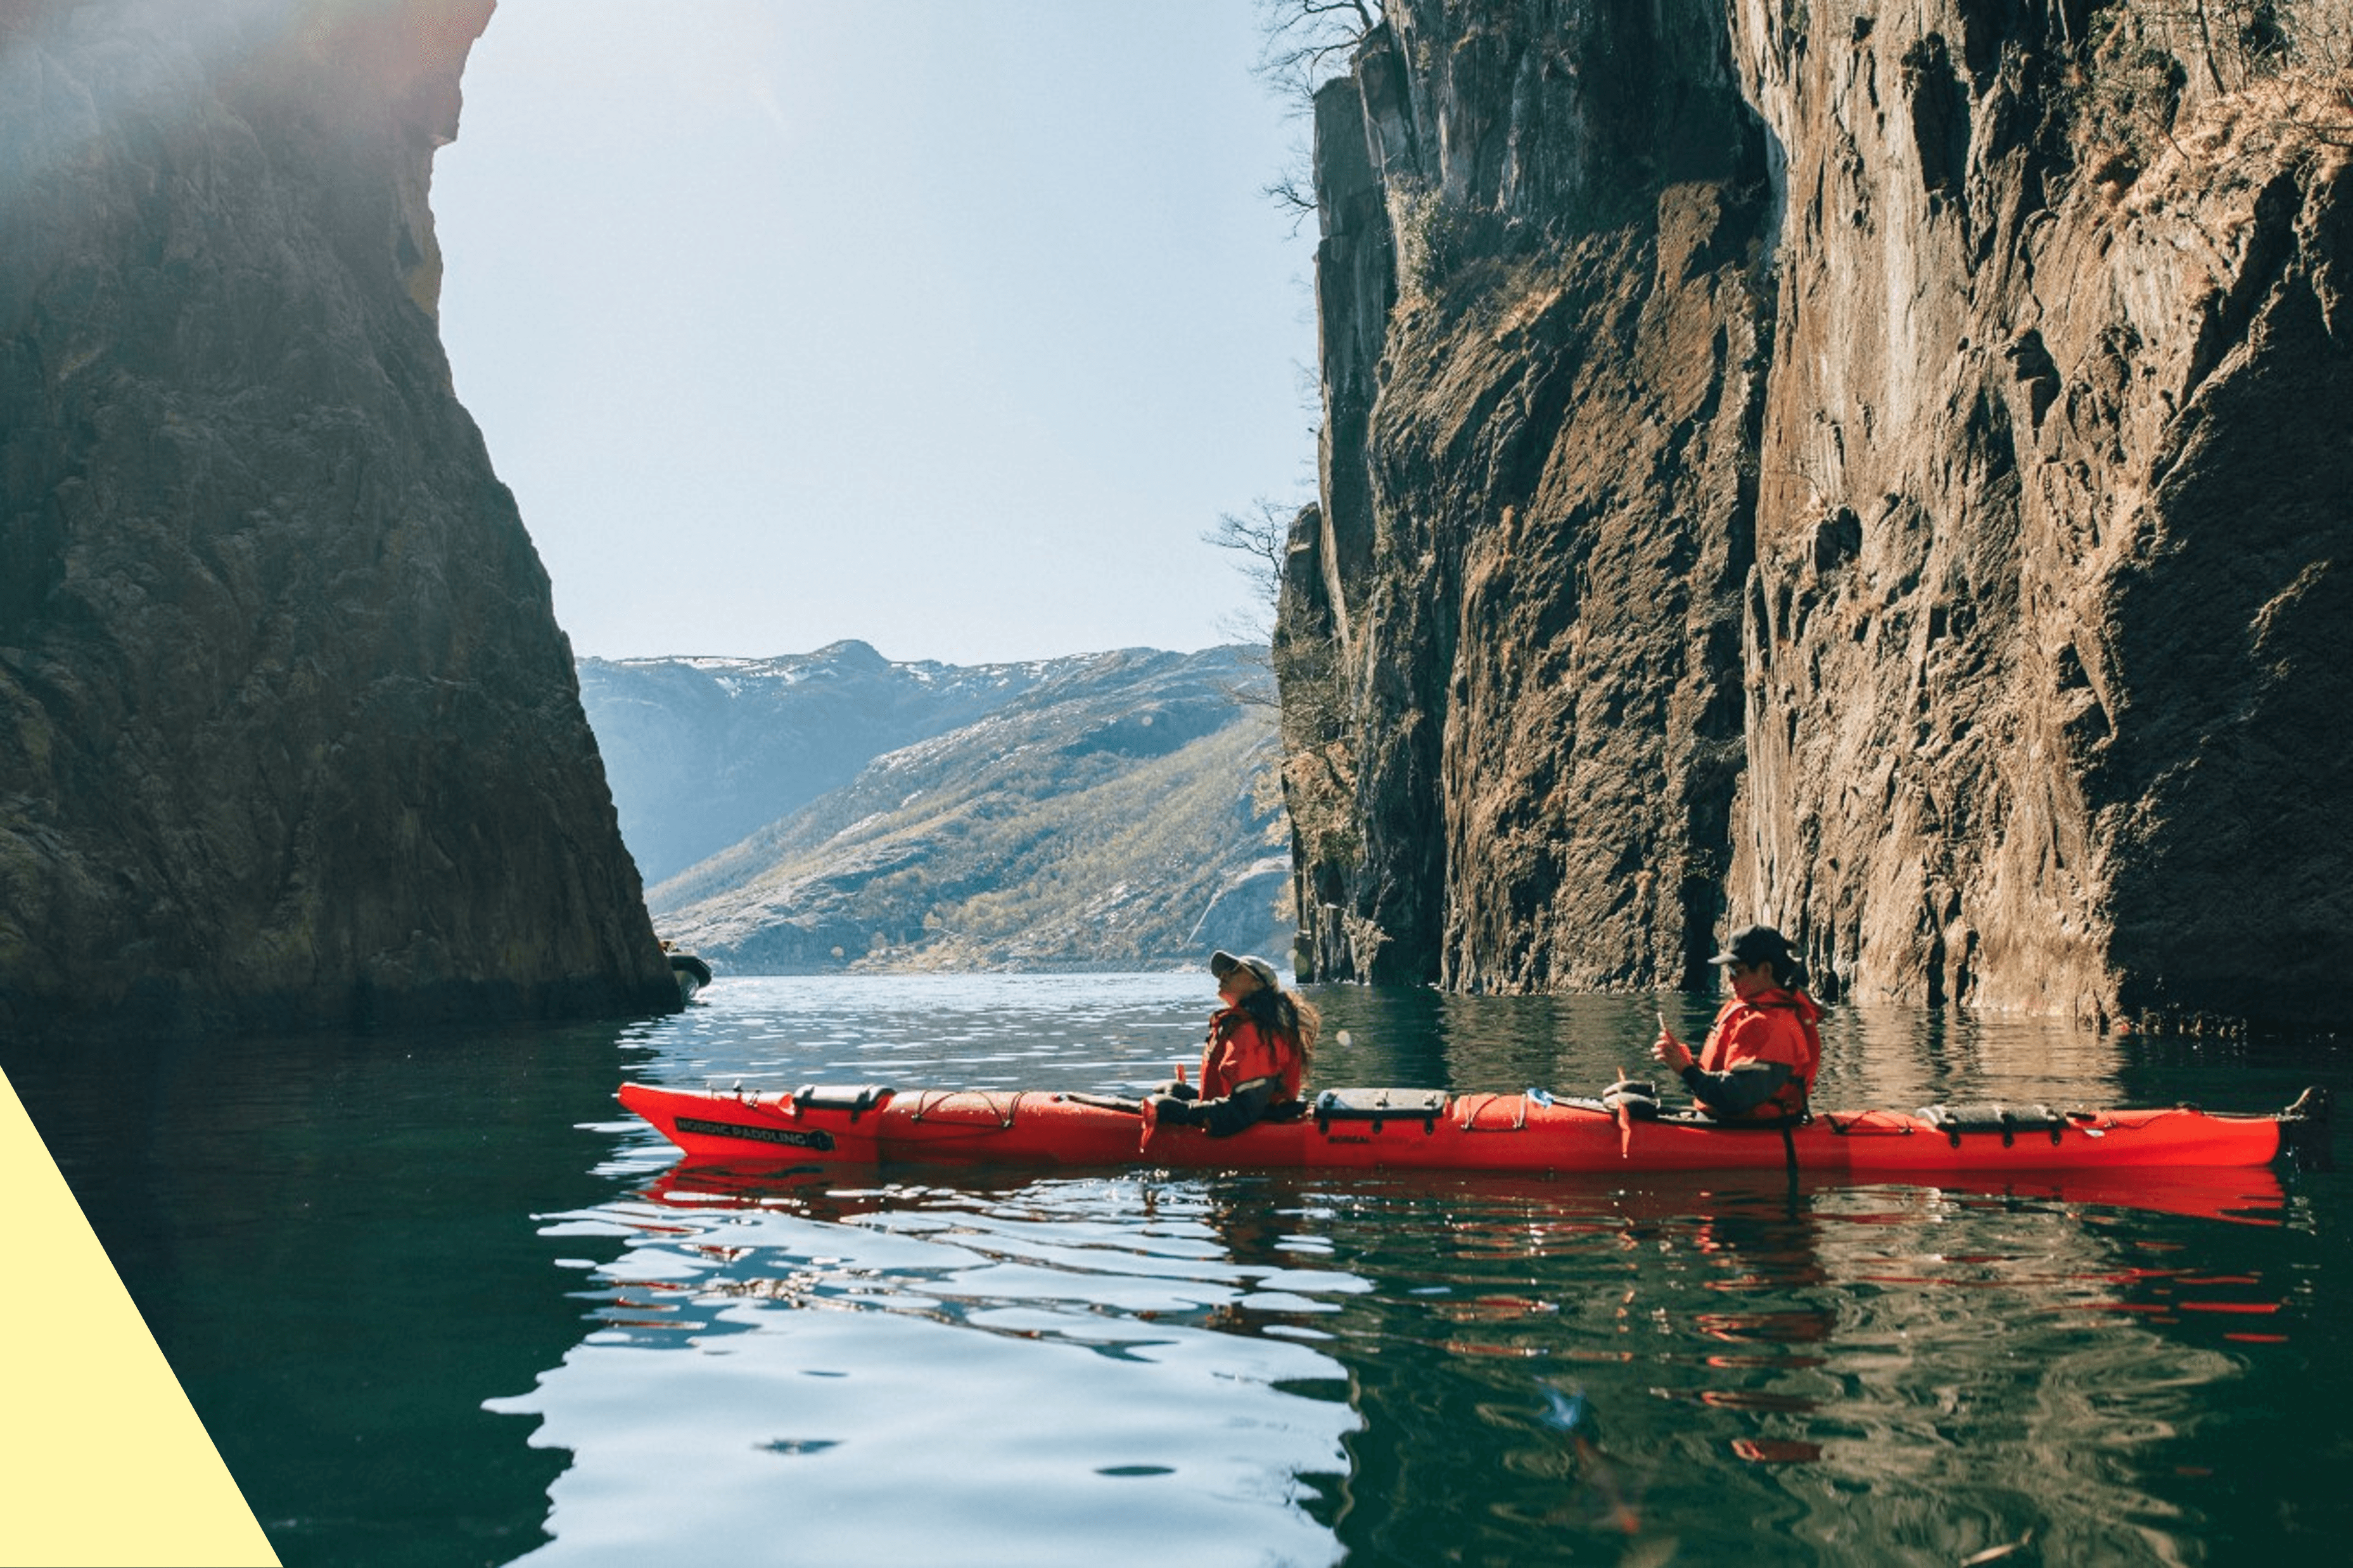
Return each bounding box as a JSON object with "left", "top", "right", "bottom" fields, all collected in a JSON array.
[
  {"left": 1144, "top": 950, "right": 1320, "bottom": 1136},
  {"left": 1652, "top": 924, "right": 1822, "bottom": 1121}
]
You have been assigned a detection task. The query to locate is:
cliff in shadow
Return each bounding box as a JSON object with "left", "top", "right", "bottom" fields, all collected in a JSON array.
[
  {"left": 1285, "top": 0, "right": 2353, "bottom": 1026},
  {"left": 0, "top": 0, "right": 676, "bottom": 1036}
]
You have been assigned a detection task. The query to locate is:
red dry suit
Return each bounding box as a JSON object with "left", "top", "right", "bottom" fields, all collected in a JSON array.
[{"left": 1690, "top": 986, "right": 1822, "bottom": 1121}]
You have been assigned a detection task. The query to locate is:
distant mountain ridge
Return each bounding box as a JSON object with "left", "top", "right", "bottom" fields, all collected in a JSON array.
[
  {"left": 578, "top": 641, "right": 1091, "bottom": 885},
  {"left": 581, "top": 644, "right": 1294, "bottom": 974}
]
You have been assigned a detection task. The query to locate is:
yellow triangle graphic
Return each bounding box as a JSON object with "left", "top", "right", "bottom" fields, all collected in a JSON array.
[{"left": 1, "top": 1067, "right": 280, "bottom": 1568}]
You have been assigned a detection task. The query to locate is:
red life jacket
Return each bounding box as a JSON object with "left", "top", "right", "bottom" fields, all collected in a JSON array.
[
  {"left": 1201, "top": 1005, "right": 1306, "bottom": 1102},
  {"left": 1698, "top": 987, "right": 1822, "bottom": 1120}
]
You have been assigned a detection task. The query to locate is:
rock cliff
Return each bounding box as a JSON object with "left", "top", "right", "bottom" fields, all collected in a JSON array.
[
  {"left": 1286, "top": 0, "right": 2353, "bottom": 1026},
  {"left": 0, "top": 0, "right": 677, "bottom": 1036},
  {"left": 1285, "top": 0, "right": 1772, "bottom": 993}
]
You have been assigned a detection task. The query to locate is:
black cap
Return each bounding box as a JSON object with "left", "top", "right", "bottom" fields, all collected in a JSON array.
[{"left": 1709, "top": 924, "right": 1793, "bottom": 967}]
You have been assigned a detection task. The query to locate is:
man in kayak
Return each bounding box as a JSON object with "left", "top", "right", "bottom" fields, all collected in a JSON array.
[
  {"left": 1142, "top": 950, "right": 1320, "bottom": 1136},
  {"left": 1652, "top": 924, "right": 1822, "bottom": 1121}
]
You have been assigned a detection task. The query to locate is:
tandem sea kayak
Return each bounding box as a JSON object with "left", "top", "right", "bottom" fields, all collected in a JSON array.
[{"left": 619, "top": 1080, "right": 2330, "bottom": 1178}]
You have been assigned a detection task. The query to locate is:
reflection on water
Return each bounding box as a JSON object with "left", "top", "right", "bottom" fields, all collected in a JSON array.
[
  {"left": 2, "top": 1016, "right": 646, "bottom": 1568},
  {"left": 6, "top": 973, "right": 2347, "bottom": 1566},
  {"left": 494, "top": 1176, "right": 1358, "bottom": 1567}
]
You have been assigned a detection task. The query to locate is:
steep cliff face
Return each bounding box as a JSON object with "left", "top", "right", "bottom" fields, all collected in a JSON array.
[
  {"left": 1287, "top": 0, "right": 1773, "bottom": 990},
  {"left": 0, "top": 0, "right": 677, "bottom": 1036},
  {"left": 1730, "top": 0, "right": 2353, "bottom": 1023},
  {"left": 1289, "top": 0, "right": 2353, "bottom": 1024}
]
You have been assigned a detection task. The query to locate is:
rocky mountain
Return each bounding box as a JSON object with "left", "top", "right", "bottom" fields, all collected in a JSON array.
[
  {"left": 0, "top": 0, "right": 675, "bottom": 1036},
  {"left": 642, "top": 646, "right": 1294, "bottom": 974},
  {"left": 1282, "top": 0, "right": 2353, "bottom": 1026},
  {"left": 578, "top": 642, "right": 1094, "bottom": 886}
]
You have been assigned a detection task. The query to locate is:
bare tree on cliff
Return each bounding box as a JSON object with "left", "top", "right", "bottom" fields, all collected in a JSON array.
[
  {"left": 2105, "top": 3, "right": 2353, "bottom": 153},
  {"left": 2142, "top": 1, "right": 2353, "bottom": 89},
  {"left": 1256, "top": 0, "right": 1384, "bottom": 223},
  {"left": 1256, "top": 0, "right": 1382, "bottom": 99},
  {"left": 1204, "top": 499, "right": 1298, "bottom": 709}
]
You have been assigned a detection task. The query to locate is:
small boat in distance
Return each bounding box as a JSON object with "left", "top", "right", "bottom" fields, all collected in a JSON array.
[
  {"left": 660, "top": 943, "right": 713, "bottom": 1004},
  {"left": 618, "top": 1080, "right": 2330, "bottom": 1180}
]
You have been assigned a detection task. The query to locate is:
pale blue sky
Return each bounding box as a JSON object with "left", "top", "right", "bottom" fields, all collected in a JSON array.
[{"left": 433, "top": 1, "right": 1321, "bottom": 665}]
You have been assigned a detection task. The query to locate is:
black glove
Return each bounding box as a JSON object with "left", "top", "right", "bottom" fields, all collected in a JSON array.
[
  {"left": 1600, "top": 1079, "right": 1661, "bottom": 1119},
  {"left": 1144, "top": 1093, "right": 1202, "bottom": 1126}
]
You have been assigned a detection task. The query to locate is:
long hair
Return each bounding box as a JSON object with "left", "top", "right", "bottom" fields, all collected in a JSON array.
[{"left": 1237, "top": 983, "right": 1320, "bottom": 1067}]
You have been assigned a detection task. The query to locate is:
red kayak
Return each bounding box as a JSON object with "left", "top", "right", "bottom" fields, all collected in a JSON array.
[{"left": 619, "top": 1081, "right": 2328, "bottom": 1178}]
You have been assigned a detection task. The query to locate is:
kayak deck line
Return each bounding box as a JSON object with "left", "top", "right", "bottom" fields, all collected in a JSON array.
[
  {"left": 900, "top": 1088, "right": 1028, "bottom": 1128},
  {"left": 1453, "top": 1092, "right": 1536, "bottom": 1132},
  {"left": 620, "top": 1081, "right": 2331, "bottom": 1178}
]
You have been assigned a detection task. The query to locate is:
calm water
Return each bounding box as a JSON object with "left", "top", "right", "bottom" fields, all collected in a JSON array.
[{"left": 8, "top": 973, "right": 2350, "bottom": 1567}]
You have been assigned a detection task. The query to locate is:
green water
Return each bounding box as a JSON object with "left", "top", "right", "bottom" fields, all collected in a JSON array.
[{"left": 7, "top": 974, "right": 2347, "bottom": 1565}]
